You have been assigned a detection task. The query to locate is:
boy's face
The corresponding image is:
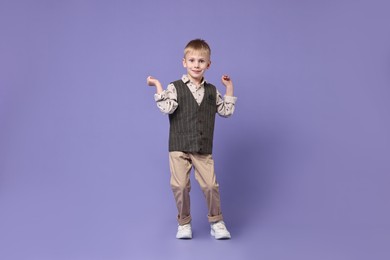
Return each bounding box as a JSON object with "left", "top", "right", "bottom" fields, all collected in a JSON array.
[{"left": 182, "top": 50, "right": 211, "bottom": 83}]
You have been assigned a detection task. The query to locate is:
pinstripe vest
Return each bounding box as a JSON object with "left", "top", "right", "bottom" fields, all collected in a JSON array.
[{"left": 169, "top": 80, "right": 217, "bottom": 154}]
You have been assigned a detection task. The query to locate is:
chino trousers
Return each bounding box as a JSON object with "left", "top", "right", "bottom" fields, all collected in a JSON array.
[{"left": 169, "top": 151, "right": 224, "bottom": 225}]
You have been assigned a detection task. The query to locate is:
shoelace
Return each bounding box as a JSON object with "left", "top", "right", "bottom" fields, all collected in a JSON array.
[
  {"left": 178, "top": 224, "right": 191, "bottom": 231},
  {"left": 212, "top": 222, "right": 226, "bottom": 230}
]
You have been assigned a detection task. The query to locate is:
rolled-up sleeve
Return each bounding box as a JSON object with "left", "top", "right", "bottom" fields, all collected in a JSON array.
[
  {"left": 216, "top": 90, "right": 237, "bottom": 117},
  {"left": 154, "top": 83, "right": 178, "bottom": 114}
]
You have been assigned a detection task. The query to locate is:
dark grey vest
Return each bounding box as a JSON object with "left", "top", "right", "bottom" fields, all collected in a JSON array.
[{"left": 169, "top": 80, "right": 217, "bottom": 154}]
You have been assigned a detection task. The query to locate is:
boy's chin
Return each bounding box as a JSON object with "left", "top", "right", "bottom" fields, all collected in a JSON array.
[{"left": 189, "top": 74, "right": 204, "bottom": 80}]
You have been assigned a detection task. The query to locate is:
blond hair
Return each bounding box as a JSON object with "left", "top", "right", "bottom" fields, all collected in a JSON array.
[{"left": 184, "top": 39, "right": 211, "bottom": 58}]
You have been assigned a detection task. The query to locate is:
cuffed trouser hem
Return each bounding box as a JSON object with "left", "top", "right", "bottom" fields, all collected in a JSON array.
[
  {"left": 208, "top": 214, "right": 223, "bottom": 223},
  {"left": 177, "top": 215, "right": 192, "bottom": 225}
]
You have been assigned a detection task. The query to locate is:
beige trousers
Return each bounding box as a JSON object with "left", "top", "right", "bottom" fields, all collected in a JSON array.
[{"left": 169, "top": 151, "right": 223, "bottom": 225}]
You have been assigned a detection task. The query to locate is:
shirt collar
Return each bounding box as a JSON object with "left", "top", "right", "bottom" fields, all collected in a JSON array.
[{"left": 181, "top": 74, "right": 206, "bottom": 86}]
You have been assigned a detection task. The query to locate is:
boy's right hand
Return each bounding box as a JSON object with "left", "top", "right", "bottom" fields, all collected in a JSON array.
[
  {"left": 147, "top": 76, "right": 160, "bottom": 87},
  {"left": 146, "top": 76, "right": 163, "bottom": 94}
]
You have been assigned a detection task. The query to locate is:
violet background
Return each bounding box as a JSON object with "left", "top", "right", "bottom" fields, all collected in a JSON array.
[{"left": 1, "top": 0, "right": 389, "bottom": 259}]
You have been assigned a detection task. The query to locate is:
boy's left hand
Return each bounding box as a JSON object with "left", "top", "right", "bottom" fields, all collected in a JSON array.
[
  {"left": 221, "top": 75, "right": 233, "bottom": 88},
  {"left": 221, "top": 75, "right": 234, "bottom": 97}
]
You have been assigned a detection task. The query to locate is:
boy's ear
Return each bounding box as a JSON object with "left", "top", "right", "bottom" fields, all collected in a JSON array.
[
  {"left": 207, "top": 60, "right": 211, "bottom": 69},
  {"left": 182, "top": 58, "right": 187, "bottom": 68}
]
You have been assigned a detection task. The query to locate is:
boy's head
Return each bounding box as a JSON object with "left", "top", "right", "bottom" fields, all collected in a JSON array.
[
  {"left": 184, "top": 39, "right": 211, "bottom": 59},
  {"left": 183, "top": 39, "right": 211, "bottom": 83}
]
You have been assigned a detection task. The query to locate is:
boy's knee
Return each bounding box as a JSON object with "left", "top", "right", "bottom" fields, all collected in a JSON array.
[
  {"left": 202, "top": 183, "right": 219, "bottom": 194},
  {"left": 171, "top": 182, "right": 191, "bottom": 192}
]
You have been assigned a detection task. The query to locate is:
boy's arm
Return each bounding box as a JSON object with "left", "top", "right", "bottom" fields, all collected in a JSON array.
[
  {"left": 147, "top": 76, "right": 178, "bottom": 114},
  {"left": 217, "top": 75, "right": 237, "bottom": 117}
]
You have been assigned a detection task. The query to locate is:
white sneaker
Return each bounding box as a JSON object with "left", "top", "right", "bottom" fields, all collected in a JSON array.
[
  {"left": 176, "top": 223, "right": 192, "bottom": 239},
  {"left": 210, "top": 221, "right": 231, "bottom": 239}
]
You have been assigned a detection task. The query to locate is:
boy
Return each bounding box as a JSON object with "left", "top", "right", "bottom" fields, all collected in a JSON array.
[{"left": 147, "top": 39, "right": 237, "bottom": 239}]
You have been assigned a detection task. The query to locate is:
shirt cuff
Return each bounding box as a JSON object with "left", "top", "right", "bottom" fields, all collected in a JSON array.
[
  {"left": 154, "top": 92, "right": 166, "bottom": 101},
  {"left": 224, "top": 95, "right": 237, "bottom": 104}
]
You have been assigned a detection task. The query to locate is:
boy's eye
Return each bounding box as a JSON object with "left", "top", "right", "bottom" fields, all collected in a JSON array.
[
  {"left": 199, "top": 60, "right": 205, "bottom": 63},
  {"left": 189, "top": 59, "right": 194, "bottom": 62}
]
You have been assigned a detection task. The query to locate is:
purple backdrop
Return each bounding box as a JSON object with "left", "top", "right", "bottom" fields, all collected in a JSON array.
[{"left": 1, "top": 0, "right": 390, "bottom": 259}]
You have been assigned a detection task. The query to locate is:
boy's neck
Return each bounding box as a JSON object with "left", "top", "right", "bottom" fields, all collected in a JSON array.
[{"left": 187, "top": 74, "right": 203, "bottom": 86}]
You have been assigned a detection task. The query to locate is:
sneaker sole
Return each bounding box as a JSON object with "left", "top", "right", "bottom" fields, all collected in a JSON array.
[
  {"left": 210, "top": 229, "right": 231, "bottom": 240},
  {"left": 176, "top": 236, "right": 192, "bottom": 239},
  {"left": 176, "top": 233, "right": 192, "bottom": 239}
]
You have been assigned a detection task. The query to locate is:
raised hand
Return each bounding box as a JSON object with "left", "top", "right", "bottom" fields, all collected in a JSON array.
[
  {"left": 147, "top": 76, "right": 160, "bottom": 87},
  {"left": 146, "top": 76, "right": 163, "bottom": 94},
  {"left": 221, "top": 75, "right": 234, "bottom": 96}
]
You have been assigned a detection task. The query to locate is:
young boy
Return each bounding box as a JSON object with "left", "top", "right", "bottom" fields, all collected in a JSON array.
[{"left": 147, "top": 39, "right": 237, "bottom": 239}]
